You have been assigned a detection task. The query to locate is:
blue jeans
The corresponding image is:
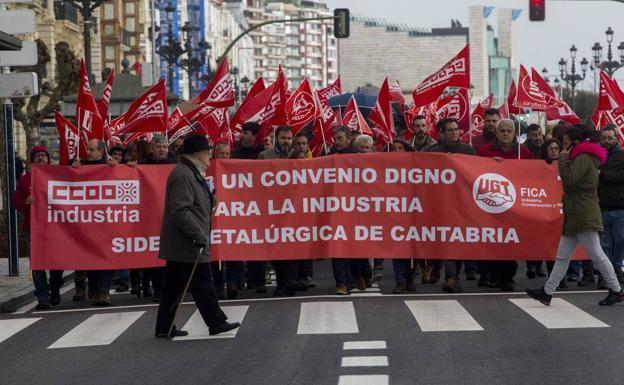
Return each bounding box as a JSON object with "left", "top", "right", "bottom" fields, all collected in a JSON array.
[
  {"left": 601, "top": 210, "right": 624, "bottom": 270},
  {"left": 392, "top": 259, "right": 415, "bottom": 284}
]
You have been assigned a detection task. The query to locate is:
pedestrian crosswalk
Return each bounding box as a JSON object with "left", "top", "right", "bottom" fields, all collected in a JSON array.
[{"left": 0, "top": 297, "right": 618, "bottom": 350}]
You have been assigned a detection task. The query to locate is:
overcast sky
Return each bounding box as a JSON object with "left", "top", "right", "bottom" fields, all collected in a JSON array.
[{"left": 325, "top": 0, "right": 624, "bottom": 90}]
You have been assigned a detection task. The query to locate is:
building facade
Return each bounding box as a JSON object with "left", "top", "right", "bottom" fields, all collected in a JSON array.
[{"left": 338, "top": 6, "right": 518, "bottom": 105}]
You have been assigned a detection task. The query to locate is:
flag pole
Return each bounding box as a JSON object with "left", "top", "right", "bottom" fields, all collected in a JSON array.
[{"left": 469, "top": 93, "right": 473, "bottom": 146}]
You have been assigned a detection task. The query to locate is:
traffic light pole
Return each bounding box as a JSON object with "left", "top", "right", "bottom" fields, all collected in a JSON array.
[{"left": 218, "top": 16, "right": 337, "bottom": 63}]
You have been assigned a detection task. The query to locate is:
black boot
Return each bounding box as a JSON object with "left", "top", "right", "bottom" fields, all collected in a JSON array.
[{"left": 525, "top": 287, "right": 552, "bottom": 306}]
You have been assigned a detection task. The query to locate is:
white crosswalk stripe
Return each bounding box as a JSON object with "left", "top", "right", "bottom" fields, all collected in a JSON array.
[
  {"left": 297, "top": 302, "right": 359, "bottom": 334},
  {"left": 174, "top": 306, "right": 249, "bottom": 340},
  {"left": 48, "top": 311, "right": 145, "bottom": 349},
  {"left": 509, "top": 298, "right": 610, "bottom": 329},
  {"left": 404, "top": 300, "right": 483, "bottom": 332},
  {"left": 0, "top": 318, "right": 41, "bottom": 344},
  {"left": 338, "top": 375, "right": 389, "bottom": 385}
]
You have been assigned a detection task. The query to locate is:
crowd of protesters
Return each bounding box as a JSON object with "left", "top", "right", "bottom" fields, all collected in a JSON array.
[{"left": 13, "top": 107, "right": 624, "bottom": 309}]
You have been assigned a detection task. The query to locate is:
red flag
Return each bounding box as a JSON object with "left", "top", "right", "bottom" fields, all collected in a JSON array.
[
  {"left": 309, "top": 108, "right": 341, "bottom": 157},
  {"left": 77, "top": 59, "right": 105, "bottom": 145},
  {"left": 515, "top": 64, "right": 550, "bottom": 110},
  {"left": 389, "top": 80, "right": 405, "bottom": 106},
  {"left": 317, "top": 77, "right": 342, "bottom": 121},
  {"left": 597, "top": 70, "right": 624, "bottom": 111},
  {"left": 412, "top": 45, "right": 470, "bottom": 107},
  {"left": 505, "top": 80, "right": 523, "bottom": 116},
  {"left": 434, "top": 88, "right": 470, "bottom": 134},
  {"left": 115, "top": 79, "right": 169, "bottom": 135},
  {"left": 254, "top": 67, "right": 288, "bottom": 145},
  {"left": 546, "top": 99, "right": 581, "bottom": 124},
  {"left": 54, "top": 112, "right": 80, "bottom": 165},
  {"left": 166, "top": 108, "right": 194, "bottom": 145},
  {"left": 531, "top": 68, "right": 564, "bottom": 109},
  {"left": 196, "top": 108, "right": 231, "bottom": 144},
  {"left": 97, "top": 70, "right": 115, "bottom": 119},
  {"left": 191, "top": 58, "right": 235, "bottom": 108},
  {"left": 229, "top": 78, "right": 267, "bottom": 132},
  {"left": 343, "top": 96, "right": 373, "bottom": 136},
  {"left": 286, "top": 77, "right": 319, "bottom": 134},
  {"left": 460, "top": 103, "right": 486, "bottom": 143},
  {"left": 480, "top": 93, "right": 494, "bottom": 109},
  {"left": 368, "top": 77, "right": 395, "bottom": 144}
]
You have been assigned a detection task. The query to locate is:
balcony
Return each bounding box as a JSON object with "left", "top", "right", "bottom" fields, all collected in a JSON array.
[{"left": 54, "top": 2, "right": 79, "bottom": 24}]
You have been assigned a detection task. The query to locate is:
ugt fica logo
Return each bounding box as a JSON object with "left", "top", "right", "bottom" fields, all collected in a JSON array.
[
  {"left": 472, "top": 173, "right": 516, "bottom": 214},
  {"left": 48, "top": 180, "right": 139, "bottom": 205}
]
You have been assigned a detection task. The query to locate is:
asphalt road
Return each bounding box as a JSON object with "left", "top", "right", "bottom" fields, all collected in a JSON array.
[{"left": 2, "top": 259, "right": 624, "bottom": 385}]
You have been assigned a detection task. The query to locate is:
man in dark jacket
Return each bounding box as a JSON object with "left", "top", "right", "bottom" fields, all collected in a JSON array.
[
  {"left": 426, "top": 118, "right": 476, "bottom": 293},
  {"left": 71, "top": 139, "right": 114, "bottom": 305},
  {"left": 231, "top": 122, "right": 267, "bottom": 293},
  {"left": 13, "top": 145, "right": 64, "bottom": 310},
  {"left": 598, "top": 125, "right": 624, "bottom": 284},
  {"left": 155, "top": 135, "right": 240, "bottom": 338},
  {"left": 471, "top": 108, "right": 501, "bottom": 151},
  {"left": 409, "top": 115, "right": 436, "bottom": 151}
]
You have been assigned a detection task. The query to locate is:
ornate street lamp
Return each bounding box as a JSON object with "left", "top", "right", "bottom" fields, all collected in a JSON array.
[
  {"left": 591, "top": 26, "right": 624, "bottom": 77},
  {"left": 156, "top": 3, "right": 185, "bottom": 93},
  {"left": 559, "top": 45, "right": 588, "bottom": 108}
]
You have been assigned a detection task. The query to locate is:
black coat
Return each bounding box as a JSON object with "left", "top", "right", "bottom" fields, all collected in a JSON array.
[
  {"left": 599, "top": 145, "right": 624, "bottom": 210},
  {"left": 139, "top": 152, "right": 177, "bottom": 165},
  {"left": 159, "top": 157, "right": 215, "bottom": 264},
  {"left": 231, "top": 143, "right": 265, "bottom": 159},
  {"left": 425, "top": 141, "right": 476, "bottom": 155}
]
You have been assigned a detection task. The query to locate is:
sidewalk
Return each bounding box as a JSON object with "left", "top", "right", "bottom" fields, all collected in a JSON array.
[{"left": 0, "top": 258, "right": 73, "bottom": 313}]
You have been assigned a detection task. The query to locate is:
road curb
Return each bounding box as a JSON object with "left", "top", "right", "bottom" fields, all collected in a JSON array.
[{"left": 0, "top": 272, "right": 75, "bottom": 313}]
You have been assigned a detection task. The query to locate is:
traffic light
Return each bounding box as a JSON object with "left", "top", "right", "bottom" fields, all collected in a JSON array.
[
  {"left": 529, "top": 0, "right": 545, "bottom": 21},
  {"left": 333, "top": 8, "right": 350, "bottom": 39}
]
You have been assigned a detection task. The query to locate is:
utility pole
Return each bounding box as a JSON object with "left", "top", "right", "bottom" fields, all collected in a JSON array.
[{"left": 64, "top": 0, "right": 105, "bottom": 80}]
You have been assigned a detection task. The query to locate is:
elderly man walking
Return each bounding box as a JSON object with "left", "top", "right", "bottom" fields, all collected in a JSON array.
[{"left": 155, "top": 135, "right": 240, "bottom": 338}]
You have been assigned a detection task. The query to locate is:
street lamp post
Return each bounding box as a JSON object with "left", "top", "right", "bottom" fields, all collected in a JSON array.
[
  {"left": 62, "top": 0, "right": 106, "bottom": 81},
  {"left": 591, "top": 27, "right": 624, "bottom": 77},
  {"left": 157, "top": 3, "right": 185, "bottom": 93},
  {"left": 179, "top": 22, "right": 211, "bottom": 99},
  {"left": 559, "top": 45, "right": 588, "bottom": 109}
]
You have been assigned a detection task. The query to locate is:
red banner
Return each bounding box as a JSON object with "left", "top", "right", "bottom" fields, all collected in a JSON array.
[
  {"left": 30, "top": 164, "right": 171, "bottom": 270},
  {"left": 211, "top": 153, "right": 564, "bottom": 261}
]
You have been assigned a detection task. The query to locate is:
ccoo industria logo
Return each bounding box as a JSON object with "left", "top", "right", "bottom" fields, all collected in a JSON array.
[
  {"left": 48, "top": 180, "right": 140, "bottom": 205},
  {"left": 472, "top": 173, "right": 516, "bottom": 214}
]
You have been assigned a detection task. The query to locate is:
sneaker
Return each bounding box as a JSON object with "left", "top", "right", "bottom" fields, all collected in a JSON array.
[
  {"left": 96, "top": 293, "right": 112, "bottom": 306},
  {"left": 392, "top": 283, "right": 407, "bottom": 294},
  {"left": 578, "top": 275, "right": 596, "bottom": 287},
  {"left": 50, "top": 288, "right": 61, "bottom": 306},
  {"left": 335, "top": 286, "right": 349, "bottom": 295},
  {"left": 525, "top": 287, "right": 552, "bottom": 306},
  {"left": 36, "top": 300, "right": 50, "bottom": 310},
  {"left": 304, "top": 276, "right": 317, "bottom": 288},
  {"left": 598, "top": 290, "right": 624, "bottom": 306},
  {"left": 442, "top": 277, "right": 463, "bottom": 293}
]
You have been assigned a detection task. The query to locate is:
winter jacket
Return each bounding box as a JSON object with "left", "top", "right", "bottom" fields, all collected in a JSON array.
[
  {"left": 258, "top": 147, "right": 293, "bottom": 160},
  {"left": 231, "top": 143, "right": 265, "bottom": 160},
  {"left": 412, "top": 136, "right": 436, "bottom": 152},
  {"left": 598, "top": 145, "right": 624, "bottom": 211},
  {"left": 159, "top": 157, "right": 215, "bottom": 264},
  {"left": 477, "top": 141, "right": 533, "bottom": 160},
  {"left": 425, "top": 141, "right": 476, "bottom": 155},
  {"left": 12, "top": 146, "right": 51, "bottom": 230},
  {"left": 139, "top": 152, "right": 177, "bottom": 165},
  {"left": 559, "top": 141, "right": 607, "bottom": 235},
  {"left": 470, "top": 133, "right": 495, "bottom": 152}
]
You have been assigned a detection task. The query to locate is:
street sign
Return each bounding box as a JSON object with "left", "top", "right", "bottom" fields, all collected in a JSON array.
[
  {"left": 0, "top": 40, "right": 37, "bottom": 66},
  {"left": 0, "top": 9, "right": 36, "bottom": 34},
  {"left": 0, "top": 72, "right": 38, "bottom": 97}
]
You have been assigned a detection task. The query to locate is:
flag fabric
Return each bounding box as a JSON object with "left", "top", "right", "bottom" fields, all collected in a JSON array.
[
  {"left": 310, "top": 108, "right": 341, "bottom": 157},
  {"left": 480, "top": 93, "right": 494, "bottom": 109},
  {"left": 597, "top": 70, "right": 624, "bottom": 112},
  {"left": 531, "top": 68, "right": 564, "bottom": 109},
  {"left": 412, "top": 45, "right": 470, "bottom": 107},
  {"left": 76, "top": 59, "right": 105, "bottom": 151},
  {"left": 515, "top": 64, "right": 550, "bottom": 110},
  {"left": 115, "top": 79, "right": 168, "bottom": 135},
  {"left": 254, "top": 67, "right": 288, "bottom": 145},
  {"left": 54, "top": 112, "right": 80, "bottom": 165},
  {"left": 434, "top": 88, "right": 470, "bottom": 134},
  {"left": 389, "top": 80, "right": 406, "bottom": 106},
  {"left": 460, "top": 103, "right": 486, "bottom": 143},
  {"left": 97, "top": 70, "right": 115, "bottom": 120},
  {"left": 196, "top": 108, "right": 232, "bottom": 145},
  {"left": 343, "top": 95, "right": 373, "bottom": 136},
  {"left": 166, "top": 107, "right": 196, "bottom": 145},
  {"left": 286, "top": 77, "right": 319, "bottom": 134},
  {"left": 317, "top": 77, "right": 342, "bottom": 121},
  {"left": 368, "top": 77, "right": 395, "bottom": 144},
  {"left": 546, "top": 99, "right": 581, "bottom": 124},
  {"left": 230, "top": 77, "right": 267, "bottom": 132},
  {"left": 505, "top": 80, "right": 523, "bottom": 116},
  {"left": 192, "top": 57, "right": 235, "bottom": 108}
]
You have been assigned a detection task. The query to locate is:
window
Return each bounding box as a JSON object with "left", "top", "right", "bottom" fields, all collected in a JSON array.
[
  {"left": 103, "top": 4, "right": 114, "bottom": 19},
  {"left": 105, "top": 46, "right": 115, "bottom": 60},
  {"left": 104, "top": 24, "right": 114, "bottom": 35},
  {"left": 125, "top": 17, "right": 135, "bottom": 32},
  {"left": 125, "top": 2, "right": 135, "bottom": 14}
]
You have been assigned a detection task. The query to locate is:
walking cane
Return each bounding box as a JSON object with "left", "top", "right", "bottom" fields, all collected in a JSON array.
[{"left": 166, "top": 247, "right": 204, "bottom": 339}]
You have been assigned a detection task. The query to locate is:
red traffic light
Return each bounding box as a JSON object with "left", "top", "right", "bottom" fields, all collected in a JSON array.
[{"left": 529, "top": 0, "right": 545, "bottom": 21}]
